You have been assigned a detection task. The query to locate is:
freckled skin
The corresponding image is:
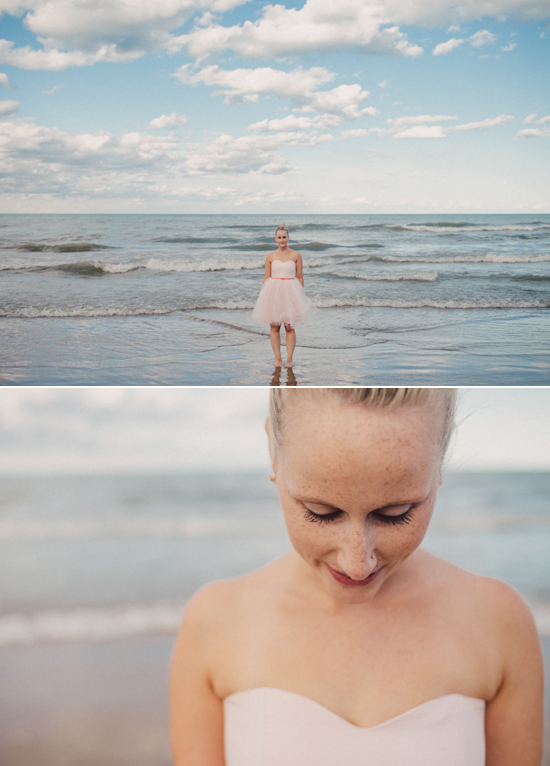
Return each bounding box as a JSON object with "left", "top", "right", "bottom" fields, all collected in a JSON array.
[
  {"left": 275, "top": 400, "right": 443, "bottom": 605},
  {"left": 171, "top": 398, "right": 544, "bottom": 765}
]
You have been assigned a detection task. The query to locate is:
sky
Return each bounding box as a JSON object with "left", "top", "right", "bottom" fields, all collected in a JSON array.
[
  {"left": 0, "top": 0, "right": 548, "bottom": 214},
  {"left": 0, "top": 387, "right": 549, "bottom": 475}
]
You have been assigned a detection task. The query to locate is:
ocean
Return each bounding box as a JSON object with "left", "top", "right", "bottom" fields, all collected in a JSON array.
[
  {"left": 1, "top": 213, "right": 549, "bottom": 385},
  {"left": 1, "top": 470, "right": 549, "bottom": 645}
]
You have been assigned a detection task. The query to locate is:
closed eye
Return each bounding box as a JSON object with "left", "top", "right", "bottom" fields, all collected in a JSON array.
[
  {"left": 374, "top": 507, "right": 414, "bottom": 526},
  {"left": 303, "top": 506, "right": 415, "bottom": 526},
  {"left": 303, "top": 507, "right": 340, "bottom": 524}
]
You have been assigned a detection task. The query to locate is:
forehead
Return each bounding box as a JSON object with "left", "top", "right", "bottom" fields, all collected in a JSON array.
[
  {"left": 276, "top": 229, "right": 288, "bottom": 235},
  {"left": 278, "top": 400, "right": 442, "bottom": 505}
]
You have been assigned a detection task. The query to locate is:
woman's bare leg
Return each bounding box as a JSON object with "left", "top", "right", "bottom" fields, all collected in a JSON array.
[
  {"left": 284, "top": 325, "right": 296, "bottom": 367},
  {"left": 270, "top": 324, "right": 283, "bottom": 367}
]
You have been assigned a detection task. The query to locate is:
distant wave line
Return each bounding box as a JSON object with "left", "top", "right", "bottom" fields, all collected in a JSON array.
[
  {"left": 0, "top": 516, "right": 282, "bottom": 540},
  {"left": 1, "top": 595, "right": 549, "bottom": 645},
  {"left": 0, "top": 512, "right": 548, "bottom": 541},
  {"left": 2, "top": 296, "right": 548, "bottom": 318},
  {"left": 327, "top": 271, "right": 439, "bottom": 282},
  {"left": 353, "top": 223, "right": 550, "bottom": 233}
]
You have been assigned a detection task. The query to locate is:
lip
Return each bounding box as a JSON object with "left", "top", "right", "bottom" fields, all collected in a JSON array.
[{"left": 325, "top": 562, "right": 381, "bottom": 587}]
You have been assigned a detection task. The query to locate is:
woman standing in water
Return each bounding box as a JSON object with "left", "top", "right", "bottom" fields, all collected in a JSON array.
[
  {"left": 170, "top": 388, "right": 543, "bottom": 766},
  {"left": 252, "top": 225, "right": 310, "bottom": 368}
]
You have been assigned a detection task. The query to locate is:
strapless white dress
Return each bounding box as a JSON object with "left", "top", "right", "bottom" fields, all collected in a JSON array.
[
  {"left": 224, "top": 687, "right": 485, "bottom": 766},
  {"left": 252, "top": 260, "right": 310, "bottom": 327}
]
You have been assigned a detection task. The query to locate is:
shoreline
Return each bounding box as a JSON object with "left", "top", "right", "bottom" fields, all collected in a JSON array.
[
  {"left": 1, "top": 635, "right": 549, "bottom": 766},
  {"left": 2, "top": 307, "right": 549, "bottom": 386}
]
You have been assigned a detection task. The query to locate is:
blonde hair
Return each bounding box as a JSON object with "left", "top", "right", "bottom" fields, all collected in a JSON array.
[
  {"left": 268, "top": 388, "right": 456, "bottom": 462},
  {"left": 276, "top": 224, "right": 289, "bottom": 234}
]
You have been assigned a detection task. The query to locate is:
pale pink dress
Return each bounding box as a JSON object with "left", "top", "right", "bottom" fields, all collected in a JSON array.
[
  {"left": 252, "top": 259, "right": 310, "bottom": 328},
  {"left": 224, "top": 687, "right": 485, "bottom": 766}
]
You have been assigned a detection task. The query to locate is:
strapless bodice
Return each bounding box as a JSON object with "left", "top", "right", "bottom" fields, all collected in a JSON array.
[
  {"left": 271, "top": 259, "right": 296, "bottom": 279},
  {"left": 224, "top": 687, "right": 485, "bottom": 766}
]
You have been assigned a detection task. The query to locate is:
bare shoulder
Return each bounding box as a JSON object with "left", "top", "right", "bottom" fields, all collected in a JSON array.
[
  {"left": 178, "top": 558, "right": 286, "bottom": 636},
  {"left": 178, "top": 578, "right": 245, "bottom": 637},
  {"left": 424, "top": 550, "right": 536, "bottom": 623},
  {"left": 293, "top": 249, "right": 302, "bottom": 260}
]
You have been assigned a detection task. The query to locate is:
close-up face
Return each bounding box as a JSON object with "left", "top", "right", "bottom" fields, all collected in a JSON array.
[
  {"left": 275, "top": 229, "right": 289, "bottom": 248},
  {"left": 274, "top": 397, "right": 446, "bottom": 603}
]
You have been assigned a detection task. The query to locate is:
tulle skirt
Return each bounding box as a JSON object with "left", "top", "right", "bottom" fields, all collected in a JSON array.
[{"left": 252, "top": 278, "right": 310, "bottom": 328}]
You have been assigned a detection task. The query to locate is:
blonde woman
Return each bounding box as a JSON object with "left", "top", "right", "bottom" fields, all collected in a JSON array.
[
  {"left": 252, "top": 225, "right": 310, "bottom": 368},
  {"left": 171, "top": 388, "right": 543, "bottom": 766}
]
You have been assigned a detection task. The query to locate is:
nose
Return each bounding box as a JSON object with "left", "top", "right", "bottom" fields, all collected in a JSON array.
[{"left": 335, "top": 522, "right": 377, "bottom": 581}]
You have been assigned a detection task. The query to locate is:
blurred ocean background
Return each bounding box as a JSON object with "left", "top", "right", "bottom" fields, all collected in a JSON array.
[
  {"left": 1, "top": 213, "right": 549, "bottom": 385},
  {"left": 0, "top": 472, "right": 550, "bottom": 646},
  {"left": 1, "top": 387, "right": 549, "bottom": 764},
  {"left": 1, "top": 470, "right": 550, "bottom": 766},
  {"left": 1, "top": 470, "right": 550, "bottom": 644}
]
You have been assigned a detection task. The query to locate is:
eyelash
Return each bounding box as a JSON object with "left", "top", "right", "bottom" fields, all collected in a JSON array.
[{"left": 303, "top": 507, "right": 414, "bottom": 526}]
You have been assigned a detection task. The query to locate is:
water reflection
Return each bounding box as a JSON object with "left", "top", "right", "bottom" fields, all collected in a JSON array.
[{"left": 270, "top": 367, "right": 298, "bottom": 386}]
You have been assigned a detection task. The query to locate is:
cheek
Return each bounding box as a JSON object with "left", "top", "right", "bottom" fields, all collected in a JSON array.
[{"left": 280, "top": 501, "right": 328, "bottom": 557}]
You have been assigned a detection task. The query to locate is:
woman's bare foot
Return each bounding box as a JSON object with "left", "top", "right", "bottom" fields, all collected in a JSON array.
[
  {"left": 275, "top": 357, "right": 283, "bottom": 368},
  {"left": 285, "top": 360, "right": 293, "bottom": 368}
]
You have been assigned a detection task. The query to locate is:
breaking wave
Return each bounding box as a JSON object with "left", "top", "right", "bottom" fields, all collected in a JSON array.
[
  {"left": 0, "top": 604, "right": 186, "bottom": 646},
  {"left": 1, "top": 596, "right": 548, "bottom": 645},
  {"left": 0, "top": 300, "right": 255, "bottom": 318},
  {"left": 312, "top": 297, "right": 550, "bottom": 310},
  {"left": 368, "top": 254, "right": 550, "bottom": 264},
  {"left": 353, "top": 223, "right": 550, "bottom": 234},
  {"left": 327, "top": 271, "right": 438, "bottom": 282},
  {"left": 11, "top": 242, "right": 112, "bottom": 253},
  {"left": 0, "top": 258, "right": 263, "bottom": 274}
]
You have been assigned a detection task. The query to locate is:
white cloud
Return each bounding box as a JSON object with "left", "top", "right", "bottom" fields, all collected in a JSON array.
[
  {"left": 0, "top": 117, "right": 310, "bottom": 194},
  {"left": 523, "top": 113, "right": 550, "bottom": 125},
  {"left": 501, "top": 41, "right": 517, "bottom": 51},
  {"left": 42, "top": 85, "right": 65, "bottom": 94},
  {"left": 177, "top": 1, "right": 424, "bottom": 60},
  {"left": 516, "top": 127, "right": 550, "bottom": 138},
  {"left": 379, "top": 113, "right": 512, "bottom": 139},
  {"left": 394, "top": 124, "right": 448, "bottom": 138},
  {"left": 389, "top": 114, "right": 457, "bottom": 126},
  {"left": 433, "top": 38, "right": 464, "bottom": 55},
  {"left": 174, "top": 64, "right": 335, "bottom": 104},
  {"left": 0, "top": 73, "right": 14, "bottom": 88},
  {"left": 0, "top": 99, "right": 19, "bottom": 116},
  {"left": 148, "top": 112, "right": 189, "bottom": 129},
  {"left": 452, "top": 114, "right": 513, "bottom": 131},
  {"left": 184, "top": 131, "right": 294, "bottom": 175},
  {"left": 175, "top": 64, "right": 376, "bottom": 123},
  {"left": 0, "top": 39, "right": 96, "bottom": 70},
  {"left": 296, "top": 83, "right": 377, "bottom": 120},
  {"left": 339, "top": 128, "right": 369, "bottom": 138},
  {"left": 0, "top": 0, "right": 249, "bottom": 70},
  {"left": 248, "top": 115, "right": 323, "bottom": 132},
  {"left": 1, "top": 0, "right": 548, "bottom": 72},
  {"left": 378, "top": 80, "right": 388, "bottom": 88},
  {"left": 469, "top": 29, "right": 497, "bottom": 47},
  {"left": 0, "top": 388, "right": 271, "bottom": 475}
]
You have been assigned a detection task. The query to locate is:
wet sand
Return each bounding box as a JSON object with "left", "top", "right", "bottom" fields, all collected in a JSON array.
[
  {"left": 0, "top": 635, "right": 549, "bottom": 765},
  {"left": 1, "top": 308, "right": 549, "bottom": 386}
]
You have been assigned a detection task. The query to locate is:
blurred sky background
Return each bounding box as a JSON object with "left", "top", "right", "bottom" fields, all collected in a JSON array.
[
  {"left": 0, "top": 0, "right": 549, "bottom": 214},
  {"left": 0, "top": 387, "right": 549, "bottom": 475}
]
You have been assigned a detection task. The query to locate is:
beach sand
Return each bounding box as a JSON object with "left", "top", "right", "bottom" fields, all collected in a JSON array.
[
  {"left": 2, "top": 308, "right": 549, "bottom": 386},
  {"left": 1, "top": 635, "right": 549, "bottom": 765}
]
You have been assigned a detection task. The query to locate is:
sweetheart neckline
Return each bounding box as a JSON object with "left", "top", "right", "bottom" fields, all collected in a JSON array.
[
  {"left": 223, "top": 687, "right": 485, "bottom": 731},
  {"left": 272, "top": 258, "right": 296, "bottom": 264}
]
